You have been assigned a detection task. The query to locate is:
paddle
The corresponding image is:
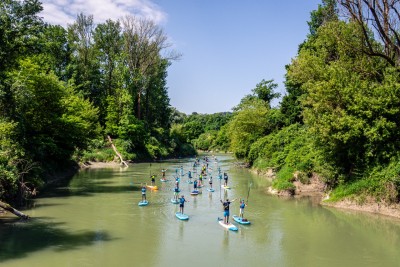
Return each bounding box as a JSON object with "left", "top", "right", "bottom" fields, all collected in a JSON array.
[
  {"left": 246, "top": 182, "right": 252, "bottom": 204},
  {"left": 219, "top": 175, "right": 222, "bottom": 200}
]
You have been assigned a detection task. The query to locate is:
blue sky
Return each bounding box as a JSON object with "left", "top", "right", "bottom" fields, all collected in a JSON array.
[{"left": 40, "top": 0, "right": 322, "bottom": 114}]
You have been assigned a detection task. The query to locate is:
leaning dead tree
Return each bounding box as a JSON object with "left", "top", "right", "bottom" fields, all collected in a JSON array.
[
  {"left": 0, "top": 201, "right": 29, "bottom": 219},
  {"left": 338, "top": 0, "right": 400, "bottom": 67},
  {"left": 107, "top": 135, "right": 129, "bottom": 167}
]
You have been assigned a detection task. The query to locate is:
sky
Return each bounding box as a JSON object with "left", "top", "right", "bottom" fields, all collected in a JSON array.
[{"left": 39, "top": 0, "right": 322, "bottom": 114}]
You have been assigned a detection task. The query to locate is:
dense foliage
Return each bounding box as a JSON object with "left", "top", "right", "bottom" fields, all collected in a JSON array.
[{"left": 0, "top": 0, "right": 192, "bottom": 203}]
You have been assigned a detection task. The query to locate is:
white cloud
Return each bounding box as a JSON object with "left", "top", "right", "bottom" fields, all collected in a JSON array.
[{"left": 39, "top": 0, "right": 167, "bottom": 27}]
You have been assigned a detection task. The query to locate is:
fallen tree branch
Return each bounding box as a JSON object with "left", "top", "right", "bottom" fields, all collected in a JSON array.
[
  {"left": 107, "top": 135, "right": 129, "bottom": 167},
  {"left": 0, "top": 201, "right": 29, "bottom": 219}
]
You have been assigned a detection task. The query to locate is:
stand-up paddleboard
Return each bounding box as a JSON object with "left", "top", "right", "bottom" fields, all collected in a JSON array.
[
  {"left": 138, "top": 200, "right": 149, "bottom": 206},
  {"left": 221, "top": 185, "right": 230, "bottom": 189},
  {"left": 187, "top": 180, "right": 193, "bottom": 184},
  {"left": 190, "top": 190, "right": 199, "bottom": 195},
  {"left": 233, "top": 215, "right": 251, "bottom": 225},
  {"left": 147, "top": 185, "right": 158, "bottom": 190},
  {"left": 160, "top": 179, "right": 169, "bottom": 182},
  {"left": 175, "top": 212, "right": 189, "bottom": 220},
  {"left": 171, "top": 198, "right": 179, "bottom": 204},
  {"left": 207, "top": 188, "right": 215, "bottom": 192},
  {"left": 217, "top": 218, "right": 238, "bottom": 231}
]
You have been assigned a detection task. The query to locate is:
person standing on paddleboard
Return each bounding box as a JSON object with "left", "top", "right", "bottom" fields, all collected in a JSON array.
[
  {"left": 179, "top": 195, "right": 188, "bottom": 214},
  {"left": 151, "top": 174, "right": 156, "bottom": 186},
  {"left": 239, "top": 199, "right": 247, "bottom": 218},
  {"left": 161, "top": 168, "right": 168, "bottom": 179},
  {"left": 220, "top": 198, "right": 237, "bottom": 224},
  {"left": 193, "top": 179, "right": 198, "bottom": 191},
  {"left": 173, "top": 185, "right": 180, "bottom": 201},
  {"left": 209, "top": 175, "right": 213, "bottom": 189},
  {"left": 223, "top": 172, "right": 228, "bottom": 187},
  {"left": 141, "top": 185, "right": 147, "bottom": 201}
]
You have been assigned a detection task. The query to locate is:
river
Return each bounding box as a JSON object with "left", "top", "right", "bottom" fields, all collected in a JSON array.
[{"left": 1, "top": 154, "right": 400, "bottom": 267}]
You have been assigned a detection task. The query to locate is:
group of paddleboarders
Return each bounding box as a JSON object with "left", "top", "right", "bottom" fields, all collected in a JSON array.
[{"left": 140, "top": 158, "right": 249, "bottom": 225}]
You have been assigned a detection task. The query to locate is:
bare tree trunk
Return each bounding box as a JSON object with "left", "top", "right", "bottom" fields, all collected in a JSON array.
[
  {"left": 107, "top": 135, "right": 129, "bottom": 167},
  {"left": 0, "top": 201, "right": 29, "bottom": 219}
]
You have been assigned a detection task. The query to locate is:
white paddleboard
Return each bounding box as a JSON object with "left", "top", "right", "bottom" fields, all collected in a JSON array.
[
  {"left": 218, "top": 218, "right": 238, "bottom": 231},
  {"left": 176, "top": 212, "right": 189, "bottom": 220}
]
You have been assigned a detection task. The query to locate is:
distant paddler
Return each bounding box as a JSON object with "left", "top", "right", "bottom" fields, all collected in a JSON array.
[
  {"left": 161, "top": 168, "right": 168, "bottom": 181},
  {"left": 223, "top": 172, "right": 228, "bottom": 187}
]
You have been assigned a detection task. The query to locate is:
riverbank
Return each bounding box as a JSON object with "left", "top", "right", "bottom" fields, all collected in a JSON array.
[
  {"left": 258, "top": 167, "right": 400, "bottom": 219},
  {"left": 322, "top": 198, "right": 400, "bottom": 219}
]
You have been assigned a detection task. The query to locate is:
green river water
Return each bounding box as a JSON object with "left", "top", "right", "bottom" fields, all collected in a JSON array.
[{"left": 1, "top": 154, "right": 400, "bottom": 267}]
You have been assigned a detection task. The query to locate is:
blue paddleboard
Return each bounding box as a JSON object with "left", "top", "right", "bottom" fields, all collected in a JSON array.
[
  {"left": 138, "top": 200, "right": 149, "bottom": 206},
  {"left": 190, "top": 190, "right": 199, "bottom": 195},
  {"left": 233, "top": 215, "right": 251, "bottom": 225},
  {"left": 176, "top": 212, "right": 189, "bottom": 220},
  {"left": 207, "top": 188, "right": 215, "bottom": 192},
  {"left": 171, "top": 199, "right": 179, "bottom": 204}
]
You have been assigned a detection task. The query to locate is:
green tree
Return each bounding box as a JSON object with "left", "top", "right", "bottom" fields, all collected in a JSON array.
[
  {"left": 0, "top": 0, "right": 44, "bottom": 118},
  {"left": 288, "top": 20, "right": 399, "bottom": 178},
  {"left": 93, "top": 19, "right": 122, "bottom": 125},
  {"left": 67, "top": 13, "right": 101, "bottom": 108},
  {"left": 227, "top": 98, "right": 270, "bottom": 159}
]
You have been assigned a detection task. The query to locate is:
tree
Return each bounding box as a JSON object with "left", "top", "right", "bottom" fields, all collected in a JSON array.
[
  {"left": 0, "top": 0, "right": 44, "bottom": 118},
  {"left": 251, "top": 79, "right": 280, "bottom": 107},
  {"left": 308, "top": 0, "right": 338, "bottom": 36},
  {"left": 93, "top": 19, "right": 123, "bottom": 125},
  {"left": 227, "top": 98, "right": 270, "bottom": 159},
  {"left": 338, "top": 0, "right": 400, "bottom": 67},
  {"left": 287, "top": 20, "right": 400, "bottom": 177},
  {"left": 281, "top": 0, "right": 338, "bottom": 126},
  {"left": 122, "top": 15, "right": 180, "bottom": 120},
  {"left": 67, "top": 13, "right": 101, "bottom": 107}
]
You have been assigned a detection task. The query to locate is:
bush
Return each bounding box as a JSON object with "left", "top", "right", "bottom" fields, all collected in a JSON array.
[
  {"left": 329, "top": 157, "right": 400, "bottom": 203},
  {"left": 272, "top": 165, "right": 296, "bottom": 191}
]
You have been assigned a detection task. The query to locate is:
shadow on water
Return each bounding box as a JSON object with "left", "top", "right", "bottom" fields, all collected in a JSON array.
[
  {"left": 39, "top": 183, "right": 140, "bottom": 199},
  {"left": 0, "top": 217, "right": 115, "bottom": 263}
]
